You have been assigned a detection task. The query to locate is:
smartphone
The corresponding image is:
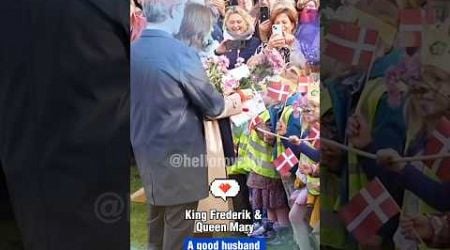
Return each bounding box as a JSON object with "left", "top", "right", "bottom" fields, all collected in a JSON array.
[
  {"left": 225, "top": 40, "right": 246, "bottom": 50},
  {"left": 228, "top": 0, "right": 239, "bottom": 6},
  {"left": 272, "top": 24, "right": 283, "bottom": 36},
  {"left": 260, "top": 6, "right": 270, "bottom": 23}
]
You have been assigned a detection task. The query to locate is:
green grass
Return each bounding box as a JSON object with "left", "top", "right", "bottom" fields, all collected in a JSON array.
[
  {"left": 130, "top": 166, "right": 296, "bottom": 250},
  {"left": 130, "top": 166, "right": 148, "bottom": 250}
]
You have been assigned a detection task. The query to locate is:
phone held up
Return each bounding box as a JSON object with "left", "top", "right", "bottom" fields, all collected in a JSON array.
[
  {"left": 272, "top": 24, "right": 283, "bottom": 36},
  {"left": 225, "top": 40, "right": 247, "bottom": 50},
  {"left": 259, "top": 6, "right": 270, "bottom": 23}
]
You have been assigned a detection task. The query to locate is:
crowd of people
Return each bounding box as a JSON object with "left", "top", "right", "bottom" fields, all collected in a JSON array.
[
  {"left": 131, "top": 0, "right": 320, "bottom": 249},
  {"left": 131, "top": 0, "right": 450, "bottom": 249},
  {"left": 321, "top": 0, "right": 450, "bottom": 249}
]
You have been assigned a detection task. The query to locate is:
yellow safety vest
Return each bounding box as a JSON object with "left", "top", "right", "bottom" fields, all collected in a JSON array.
[
  {"left": 348, "top": 78, "right": 387, "bottom": 199},
  {"left": 321, "top": 87, "right": 351, "bottom": 249},
  {"left": 321, "top": 164, "right": 349, "bottom": 249},
  {"left": 227, "top": 126, "right": 251, "bottom": 175},
  {"left": 238, "top": 107, "right": 293, "bottom": 179}
]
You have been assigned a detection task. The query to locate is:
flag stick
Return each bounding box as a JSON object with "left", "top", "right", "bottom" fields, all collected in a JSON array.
[
  {"left": 396, "top": 153, "right": 450, "bottom": 162},
  {"left": 413, "top": 228, "right": 426, "bottom": 246},
  {"left": 256, "top": 127, "right": 317, "bottom": 142},
  {"left": 321, "top": 138, "right": 377, "bottom": 160},
  {"left": 321, "top": 138, "right": 450, "bottom": 162}
]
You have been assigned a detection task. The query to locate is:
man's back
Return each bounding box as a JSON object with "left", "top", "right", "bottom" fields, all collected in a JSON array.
[{"left": 131, "top": 29, "right": 225, "bottom": 206}]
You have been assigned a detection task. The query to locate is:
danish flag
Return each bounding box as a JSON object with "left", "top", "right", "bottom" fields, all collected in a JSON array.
[
  {"left": 325, "top": 21, "right": 379, "bottom": 69},
  {"left": 248, "top": 116, "right": 264, "bottom": 132},
  {"left": 273, "top": 148, "right": 299, "bottom": 176},
  {"left": 398, "top": 9, "right": 436, "bottom": 47},
  {"left": 307, "top": 124, "right": 320, "bottom": 149},
  {"left": 298, "top": 75, "right": 314, "bottom": 94},
  {"left": 267, "top": 82, "right": 290, "bottom": 102},
  {"left": 424, "top": 117, "right": 450, "bottom": 181},
  {"left": 339, "top": 178, "right": 400, "bottom": 244}
]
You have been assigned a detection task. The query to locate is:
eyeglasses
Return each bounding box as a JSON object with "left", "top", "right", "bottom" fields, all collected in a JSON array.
[{"left": 301, "top": 107, "right": 314, "bottom": 113}]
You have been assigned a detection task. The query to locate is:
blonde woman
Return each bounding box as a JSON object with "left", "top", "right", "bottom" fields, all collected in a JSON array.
[{"left": 214, "top": 6, "right": 261, "bottom": 69}]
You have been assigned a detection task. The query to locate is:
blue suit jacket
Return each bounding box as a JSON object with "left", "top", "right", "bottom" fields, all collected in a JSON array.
[{"left": 131, "top": 29, "right": 225, "bottom": 206}]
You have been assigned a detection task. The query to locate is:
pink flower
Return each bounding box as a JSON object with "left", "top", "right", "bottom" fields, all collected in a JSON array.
[
  {"left": 384, "top": 54, "right": 422, "bottom": 107},
  {"left": 218, "top": 55, "right": 230, "bottom": 68},
  {"left": 264, "top": 49, "right": 285, "bottom": 74},
  {"left": 224, "top": 78, "right": 238, "bottom": 89}
]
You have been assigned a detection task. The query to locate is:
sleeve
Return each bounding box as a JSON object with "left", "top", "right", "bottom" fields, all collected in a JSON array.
[
  {"left": 281, "top": 112, "right": 320, "bottom": 162},
  {"left": 179, "top": 48, "right": 225, "bottom": 118},
  {"left": 400, "top": 166, "right": 450, "bottom": 212},
  {"left": 357, "top": 95, "right": 407, "bottom": 206}
]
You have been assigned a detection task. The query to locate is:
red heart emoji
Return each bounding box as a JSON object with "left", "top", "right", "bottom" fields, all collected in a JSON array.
[{"left": 219, "top": 183, "right": 231, "bottom": 194}]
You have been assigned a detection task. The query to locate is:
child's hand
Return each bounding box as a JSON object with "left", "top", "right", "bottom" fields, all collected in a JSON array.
[
  {"left": 276, "top": 121, "right": 287, "bottom": 135},
  {"left": 400, "top": 215, "right": 433, "bottom": 242},
  {"left": 347, "top": 113, "right": 372, "bottom": 149},
  {"left": 300, "top": 164, "right": 313, "bottom": 175},
  {"left": 322, "top": 143, "right": 342, "bottom": 172},
  {"left": 255, "top": 123, "right": 267, "bottom": 140},
  {"left": 280, "top": 170, "right": 291, "bottom": 179},
  {"left": 289, "top": 135, "right": 301, "bottom": 145},
  {"left": 263, "top": 133, "right": 275, "bottom": 144},
  {"left": 377, "top": 148, "right": 406, "bottom": 172}
]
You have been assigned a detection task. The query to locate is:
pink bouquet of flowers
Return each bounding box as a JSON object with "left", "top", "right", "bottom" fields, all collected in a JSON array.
[
  {"left": 202, "top": 56, "right": 231, "bottom": 95},
  {"left": 385, "top": 53, "right": 421, "bottom": 107},
  {"left": 248, "top": 48, "right": 285, "bottom": 84}
]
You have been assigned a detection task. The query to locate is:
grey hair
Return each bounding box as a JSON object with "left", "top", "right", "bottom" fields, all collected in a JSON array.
[
  {"left": 142, "top": 0, "right": 184, "bottom": 23},
  {"left": 142, "top": 2, "right": 169, "bottom": 23}
]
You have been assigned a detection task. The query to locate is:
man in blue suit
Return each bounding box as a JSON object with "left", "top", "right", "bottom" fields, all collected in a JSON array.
[{"left": 131, "top": 0, "right": 241, "bottom": 249}]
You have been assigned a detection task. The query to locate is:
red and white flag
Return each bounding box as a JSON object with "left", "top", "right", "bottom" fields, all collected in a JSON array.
[
  {"left": 273, "top": 148, "right": 299, "bottom": 176},
  {"left": 298, "top": 76, "right": 314, "bottom": 94},
  {"left": 325, "top": 21, "right": 379, "bottom": 69},
  {"left": 307, "top": 124, "right": 320, "bottom": 149},
  {"left": 398, "top": 9, "right": 435, "bottom": 47},
  {"left": 339, "top": 178, "right": 400, "bottom": 244},
  {"left": 424, "top": 117, "right": 450, "bottom": 181},
  {"left": 267, "top": 82, "right": 290, "bottom": 102},
  {"left": 248, "top": 116, "right": 264, "bottom": 132}
]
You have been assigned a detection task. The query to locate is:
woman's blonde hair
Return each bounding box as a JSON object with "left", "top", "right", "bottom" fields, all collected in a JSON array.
[
  {"left": 223, "top": 5, "right": 255, "bottom": 38},
  {"left": 176, "top": 3, "right": 214, "bottom": 51},
  {"left": 270, "top": 2, "right": 299, "bottom": 34}
]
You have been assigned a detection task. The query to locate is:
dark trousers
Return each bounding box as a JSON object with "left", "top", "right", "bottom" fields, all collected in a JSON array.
[
  {"left": 0, "top": 165, "right": 24, "bottom": 250},
  {"left": 229, "top": 174, "right": 253, "bottom": 225},
  {"left": 148, "top": 201, "right": 199, "bottom": 250}
]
